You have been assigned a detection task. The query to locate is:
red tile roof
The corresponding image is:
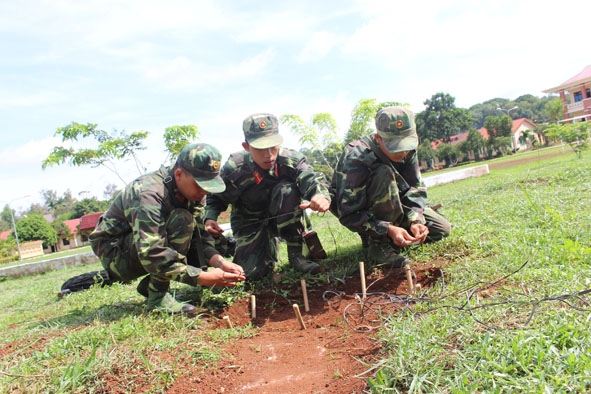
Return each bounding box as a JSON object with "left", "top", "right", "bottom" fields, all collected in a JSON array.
[
  {"left": 0, "top": 230, "right": 11, "bottom": 240},
  {"left": 64, "top": 218, "right": 81, "bottom": 234},
  {"left": 80, "top": 212, "right": 103, "bottom": 231}
]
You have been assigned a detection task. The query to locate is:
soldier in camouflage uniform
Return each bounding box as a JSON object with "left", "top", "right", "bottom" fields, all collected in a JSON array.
[
  {"left": 205, "top": 113, "right": 331, "bottom": 281},
  {"left": 331, "top": 106, "right": 451, "bottom": 268},
  {"left": 90, "top": 143, "right": 245, "bottom": 315}
]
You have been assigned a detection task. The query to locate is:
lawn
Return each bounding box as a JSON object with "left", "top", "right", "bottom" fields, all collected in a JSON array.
[{"left": 0, "top": 148, "right": 590, "bottom": 393}]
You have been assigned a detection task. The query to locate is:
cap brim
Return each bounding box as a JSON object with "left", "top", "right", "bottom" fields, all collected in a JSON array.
[
  {"left": 247, "top": 134, "right": 284, "bottom": 149},
  {"left": 194, "top": 176, "right": 226, "bottom": 193},
  {"left": 382, "top": 133, "right": 418, "bottom": 153}
]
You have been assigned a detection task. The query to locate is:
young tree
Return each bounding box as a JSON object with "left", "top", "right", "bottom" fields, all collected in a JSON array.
[
  {"left": 436, "top": 143, "right": 459, "bottom": 167},
  {"left": 463, "top": 129, "right": 486, "bottom": 160},
  {"left": 417, "top": 139, "right": 437, "bottom": 169},
  {"left": 543, "top": 97, "right": 564, "bottom": 124},
  {"left": 280, "top": 113, "right": 342, "bottom": 174},
  {"left": 42, "top": 122, "right": 149, "bottom": 183},
  {"left": 546, "top": 122, "right": 590, "bottom": 158},
  {"left": 162, "top": 125, "right": 199, "bottom": 160}
]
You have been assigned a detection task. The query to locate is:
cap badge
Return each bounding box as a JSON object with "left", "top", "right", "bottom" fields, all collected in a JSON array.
[
  {"left": 259, "top": 121, "right": 267, "bottom": 129},
  {"left": 395, "top": 120, "right": 404, "bottom": 129},
  {"left": 211, "top": 160, "right": 220, "bottom": 170}
]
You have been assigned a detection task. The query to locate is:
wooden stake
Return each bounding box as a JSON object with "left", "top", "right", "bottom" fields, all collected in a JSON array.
[
  {"left": 250, "top": 295, "right": 256, "bottom": 319},
  {"left": 223, "top": 315, "right": 233, "bottom": 329},
  {"left": 301, "top": 279, "right": 310, "bottom": 312},
  {"left": 292, "top": 304, "right": 306, "bottom": 330},
  {"left": 404, "top": 265, "right": 414, "bottom": 294},
  {"left": 359, "top": 261, "right": 367, "bottom": 299}
]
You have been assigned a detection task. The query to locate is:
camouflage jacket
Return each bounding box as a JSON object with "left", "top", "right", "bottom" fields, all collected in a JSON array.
[
  {"left": 90, "top": 165, "right": 218, "bottom": 274},
  {"left": 205, "top": 147, "right": 331, "bottom": 221},
  {"left": 330, "top": 134, "right": 428, "bottom": 238}
]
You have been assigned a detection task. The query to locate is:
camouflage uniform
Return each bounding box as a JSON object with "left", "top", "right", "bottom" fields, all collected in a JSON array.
[
  {"left": 205, "top": 148, "right": 330, "bottom": 280},
  {"left": 330, "top": 107, "right": 451, "bottom": 259},
  {"left": 331, "top": 135, "right": 450, "bottom": 241},
  {"left": 90, "top": 144, "right": 224, "bottom": 299}
]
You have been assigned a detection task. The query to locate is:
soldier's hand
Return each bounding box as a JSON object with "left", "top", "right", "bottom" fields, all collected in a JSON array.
[
  {"left": 410, "top": 222, "right": 429, "bottom": 244},
  {"left": 205, "top": 219, "right": 224, "bottom": 237},
  {"left": 387, "top": 225, "right": 417, "bottom": 247},
  {"left": 197, "top": 268, "right": 245, "bottom": 287},
  {"left": 299, "top": 194, "right": 330, "bottom": 213}
]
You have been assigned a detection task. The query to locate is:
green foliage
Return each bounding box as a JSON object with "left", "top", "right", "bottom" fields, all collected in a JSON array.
[
  {"left": 280, "top": 113, "right": 342, "bottom": 173},
  {"left": 417, "top": 138, "right": 437, "bottom": 168},
  {"left": 435, "top": 143, "right": 458, "bottom": 167},
  {"left": 543, "top": 97, "right": 564, "bottom": 123},
  {"left": 163, "top": 125, "right": 199, "bottom": 159},
  {"left": 72, "top": 197, "right": 109, "bottom": 217},
  {"left": 42, "top": 122, "right": 149, "bottom": 183},
  {"left": 545, "top": 122, "right": 591, "bottom": 158},
  {"left": 15, "top": 213, "right": 58, "bottom": 248},
  {"left": 52, "top": 219, "right": 72, "bottom": 241},
  {"left": 458, "top": 129, "right": 486, "bottom": 160},
  {"left": 417, "top": 92, "right": 474, "bottom": 143}
]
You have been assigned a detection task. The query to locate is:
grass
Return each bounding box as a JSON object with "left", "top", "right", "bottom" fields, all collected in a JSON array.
[
  {"left": 0, "top": 246, "right": 93, "bottom": 269},
  {"left": 1, "top": 148, "right": 591, "bottom": 392}
]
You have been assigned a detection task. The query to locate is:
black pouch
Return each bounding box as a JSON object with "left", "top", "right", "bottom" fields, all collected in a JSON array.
[
  {"left": 58, "top": 270, "right": 112, "bottom": 297},
  {"left": 303, "top": 230, "right": 327, "bottom": 260}
]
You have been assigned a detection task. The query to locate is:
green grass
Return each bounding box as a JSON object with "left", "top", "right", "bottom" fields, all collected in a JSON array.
[
  {"left": 0, "top": 246, "right": 93, "bottom": 269},
  {"left": 1, "top": 148, "right": 591, "bottom": 392}
]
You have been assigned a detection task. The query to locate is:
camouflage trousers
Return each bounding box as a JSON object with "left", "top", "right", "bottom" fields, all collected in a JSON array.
[
  {"left": 90, "top": 209, "right": 201, "bottom": 293},
  {"left": 231, "top": 181, "right": 304, "bottom": 281},
  {"left": 365, "top": 165, "right": 451, "bottom": 244}
]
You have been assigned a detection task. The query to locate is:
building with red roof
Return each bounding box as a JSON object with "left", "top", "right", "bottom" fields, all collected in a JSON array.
[{"left": 543, "top": 65, "right": 591, "bottom": 123}]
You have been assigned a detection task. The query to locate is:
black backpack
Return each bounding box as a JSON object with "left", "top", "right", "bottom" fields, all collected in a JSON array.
[{"left": 58, "top": 270, "right": 113, "bottom": 297}]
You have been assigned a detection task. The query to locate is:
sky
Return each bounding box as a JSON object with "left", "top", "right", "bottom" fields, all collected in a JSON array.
[{"left": 1, "top": 0, "right": 590, "bottom": 212}]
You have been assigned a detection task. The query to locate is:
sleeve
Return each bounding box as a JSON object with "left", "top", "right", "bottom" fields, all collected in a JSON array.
[
  {"left": 187, "top": 203, "right": 219, "bottom": 267},
  {"left": 332, "top": 151, "right": 391, "bottom": 239},
  {"left": 291, "top": 151, "right": 331, "bottom": 202},
  {"left": 130, "top": 184, "right": 188, "bottom": 274}
]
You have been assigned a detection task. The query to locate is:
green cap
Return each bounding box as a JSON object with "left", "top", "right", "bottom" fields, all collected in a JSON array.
[
  {"left": 242, "top": 113, "right": 284, "bottom": 149},
  {"left": 176, "top": 143, "right": 226, "bottom": 193},
  {"left": 375, "top": 106, "right": 418, "bottom": 153}
]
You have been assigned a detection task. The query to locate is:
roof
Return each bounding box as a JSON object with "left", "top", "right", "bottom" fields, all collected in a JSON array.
[
  {"left": 0, "top": 230, "right": 11, "bottom": 240},
  {"left": 543, "top": 65, "right": 591, "bottom": 93},
  {"left": 64, "top": 218, "right": 81, "bottom": 234},
  {"left": 512, "top": 118, "right": 536, "bottom": 132},
  {"left": 79, "top": 212, "right": 103, "bottom": 231}
]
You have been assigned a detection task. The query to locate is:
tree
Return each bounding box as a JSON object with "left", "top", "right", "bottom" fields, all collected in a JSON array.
[
  {"left": 52, "top": 219, "right": 71, "bottom": 249},
  {"left": 543, "top": 97, "right": 564, "bottom": 124},
  {"left": 42, "top": 122, "right": 149, "bottom": 183},
  {"left": 72, "top": 197, "right": 110, "bottom": 217},
  {"left": 103, "top": 184, "right": 120, "bottom": 202},
  {"left": 163, "top": 125, "right": 199, "bottom": 161},
  {"left": 417, "top": 139, "right": 437, "bottom": 169},
  {"left": 436, "top": 143, "right": 459, "bottom": 167},
  {"left": 546, "top": 122, "right": 590, "bottom": 158},
  {"left": 41, "top": 189, "right": 77, "bottom": 219},
  {"left": 344, "top": 99, "right": 407, "bottom": 144},
  {"left": 417, "top": 93, "right": 474, "bottom": 143},
  {"left": 0, "top": 205, "right": 13, "bottom": 231},
  {"left": 280, "top": 113, "right": 342, "bottom": 174},
  {"left": 15, "top": 214, "right": 58, "bottom": 249},
  {"left": 462, "top": 129, "right": 486, "bottom": 160},
  {"left": 483, "top": 115, "right": 513, "bottom": 155}
]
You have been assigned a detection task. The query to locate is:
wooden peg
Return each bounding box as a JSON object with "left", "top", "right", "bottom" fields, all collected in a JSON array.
[
  {"left": 292, "top": 304, "right": 306, "bottom": 330},
  {"left": 223, "top": 315, "right": 233, "bottom": 329},
  {"left": 301, "top": 279, "right": 310, "bottom": 312},
  {"left": 250, "top": 295, "right": 256, "bottom": 319},
  {"left": 359, "top": 261, "right": 367, "bottom": 299},
  {"left": 404, "top": 265, "right": 414, "bottom": 294}
]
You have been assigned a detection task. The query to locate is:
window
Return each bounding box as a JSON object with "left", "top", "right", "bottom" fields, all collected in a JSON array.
[
  {"left": 574, "top": 91, "right": 583, "bottom": 102},
  {"left": 586, "top": 88, "right": 591, "bottom": 99},
  {"left": 63, "top": 238, "right": 70, "bottom": 246}
]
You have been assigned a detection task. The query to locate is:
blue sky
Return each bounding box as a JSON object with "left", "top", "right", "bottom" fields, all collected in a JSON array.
[{"left": 1, "top": 0, "right": 590, "bottom": 211}]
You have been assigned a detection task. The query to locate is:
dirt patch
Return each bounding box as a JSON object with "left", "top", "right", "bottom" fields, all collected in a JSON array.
[{"left": 164, "top": 262, "right": 447, "bottom": 394}]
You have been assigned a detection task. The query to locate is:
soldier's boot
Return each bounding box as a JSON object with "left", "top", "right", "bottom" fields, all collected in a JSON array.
[
  {"left": 367, "top": 239, "right": 409, "bottom": 269},
  {"left": 136, "top": 275, "right": 150, "bottom": 298},
  {"left": 288, "top": 245, "right": 321, "bottom": 275},
  {"left": 146, "top": 289, "right": 197, "bottom": 316}
]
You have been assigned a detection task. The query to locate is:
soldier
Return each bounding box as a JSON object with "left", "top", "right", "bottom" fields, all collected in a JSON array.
[
  {"left": 204, "top": 113, "right": 331, "bottom": 281},
  {"left": 331, "top": 106, "right": 451, "bottom": 268},
  {"left": 90, "top": 143, "right": 245, "bottom": 316}
]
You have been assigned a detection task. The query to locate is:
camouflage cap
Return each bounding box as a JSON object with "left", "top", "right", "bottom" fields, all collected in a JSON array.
[
  {"left": 375, "top": 106, "right": 419, "bottom": 153},
  {"left": 176, "top": 143, "right": 226, "bottom": 193},
  {"left": 242, "top": 113, "right": 284, "bottom": 149}
]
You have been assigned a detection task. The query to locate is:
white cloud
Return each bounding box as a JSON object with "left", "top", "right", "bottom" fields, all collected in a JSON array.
[{"left": 297, "top": 31, "right": 340, "bottom": 63}]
